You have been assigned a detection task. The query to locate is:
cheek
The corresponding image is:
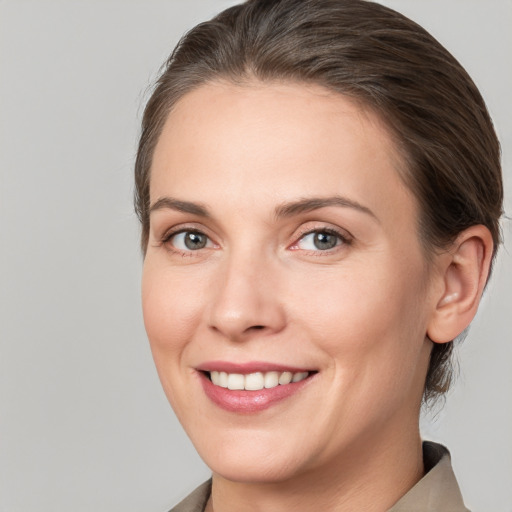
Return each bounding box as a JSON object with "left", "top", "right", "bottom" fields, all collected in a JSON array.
[
  {"left": 289, "top": 256, "right": 429, "bottom": 376},
  {"left": 141, "top": 263, "right": 205, "bottom": 361},
  {"left": 296, "top": 269, "right": 429, "bottom": 432},
  {"left": 141, "top": 262, "right": 210, "bottom": 419}
]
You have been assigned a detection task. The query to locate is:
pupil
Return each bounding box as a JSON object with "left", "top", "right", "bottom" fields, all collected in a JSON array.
[
  {"left": 314, "top": 232, "right": 337, "bottom": 250},
  {"left": 185, "top": 232, "right": 206, "bottom": 250}
]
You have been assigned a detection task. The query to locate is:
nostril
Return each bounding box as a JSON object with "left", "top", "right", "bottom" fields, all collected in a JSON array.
[{"left": 251, "top": 325, "right": 265, "bottom": 330}]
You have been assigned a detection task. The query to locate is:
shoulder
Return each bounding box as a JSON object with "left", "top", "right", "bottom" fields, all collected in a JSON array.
[
  {"left": 389, "top": 441, "right": 470, "bottom": 512},
  {"left": 168, "top": 480, "right": 211, "bottom": 512}
]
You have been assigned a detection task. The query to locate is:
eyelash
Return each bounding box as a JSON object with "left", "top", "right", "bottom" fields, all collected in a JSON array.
[
  {"left": 160, "top": 227, "right": 213, "bottom": 256},
  {"left": 159, "top": 225, "right": 352, "bottom": 256},
  {"left": 290, "top": 227, "right": 352, "bottom": 253}
]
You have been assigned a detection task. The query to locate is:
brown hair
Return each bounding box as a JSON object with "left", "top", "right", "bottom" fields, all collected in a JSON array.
[{"left": 134, "top": 0, "right": 503, "bottom": 401}]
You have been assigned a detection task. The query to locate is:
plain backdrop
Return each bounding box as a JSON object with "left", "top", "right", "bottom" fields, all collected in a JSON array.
[{"left": 0, "top": 1, "right": 510, "bottom": 511}]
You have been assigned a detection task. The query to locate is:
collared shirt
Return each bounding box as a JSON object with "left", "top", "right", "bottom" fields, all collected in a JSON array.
[{"left": 169, "top": 442, "right": 469, "bottom": 512}]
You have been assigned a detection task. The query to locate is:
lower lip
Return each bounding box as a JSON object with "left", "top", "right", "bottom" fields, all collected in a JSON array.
[{"left": 199, "top": 372, "right": 314, "bottom": 413}]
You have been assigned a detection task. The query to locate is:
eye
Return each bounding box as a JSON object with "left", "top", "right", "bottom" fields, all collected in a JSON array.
[
  {"left": 294, "top": 229, "right": 347, "bottom": 251},
  {"left": 166, "top": 230, "right": 214, "bottom": 251}
]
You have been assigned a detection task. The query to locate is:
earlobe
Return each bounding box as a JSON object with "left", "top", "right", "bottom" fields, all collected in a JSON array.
[{"left": 427, "top": 225, "right": 494, "bottom": 344}]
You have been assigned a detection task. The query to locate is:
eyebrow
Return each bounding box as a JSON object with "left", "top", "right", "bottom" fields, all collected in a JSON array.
[
  {"left": 149, "top": 197, "right": 211, "bottom": 217},
  {"left": 274, "top": 196, "right": 378, "bottom": 221},
  {"left": 149, "top": 195, "right": 378, "bottom": 222}
]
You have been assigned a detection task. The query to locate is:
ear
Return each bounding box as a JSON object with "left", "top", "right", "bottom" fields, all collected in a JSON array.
[{"left": 427, "top": 225, "right": 494, "bottom": 344}]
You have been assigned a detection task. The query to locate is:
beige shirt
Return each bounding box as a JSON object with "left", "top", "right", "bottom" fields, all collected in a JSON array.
[{"left": 169, "top": 442, "right": 469, "bottom": 512}]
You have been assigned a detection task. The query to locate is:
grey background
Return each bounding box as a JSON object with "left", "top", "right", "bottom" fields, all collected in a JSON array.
[{"left": 0, "top": 1, "right": 510, "bottom": 511}]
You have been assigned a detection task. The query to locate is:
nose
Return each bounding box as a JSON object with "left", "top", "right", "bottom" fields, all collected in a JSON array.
[{"left": 207, "top": 250, "right": 286, "bottom": 342}]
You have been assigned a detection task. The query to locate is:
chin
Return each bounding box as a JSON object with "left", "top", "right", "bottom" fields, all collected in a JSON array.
[
  {"left": 207, "top": 451, "right": 306, "bottom": 484},
  {"left": 189, "top": 426, "right": 313, "bottom": 484}
]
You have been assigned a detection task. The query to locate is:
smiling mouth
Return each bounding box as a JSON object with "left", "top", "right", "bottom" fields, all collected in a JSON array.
[
  {"left": 204, "top": 370, "right": 312, "bottom": 391},
  {"left": 198, "top": 366, "right": 317, "bottom": 412}
]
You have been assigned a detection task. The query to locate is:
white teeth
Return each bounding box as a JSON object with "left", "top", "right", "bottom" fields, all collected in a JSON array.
[
  {"left": 209, "top": 370, "right": 310, "bottom": 390},
  {"left": 245, "top": 372, "right": 264, "bottom": 390},
  {"left": 218, "top": 371, "right": 228, "bottom": 388},
  {"left": 210, "top": 371, "right": 229, "bottom": 388},
  {"left": 227, "top": 373, "right": 245, "bottom": 390},
  {"left": 278, "top": 371, "right": 293, "bottom": 385},
  {"left": 292, "top": 371, "right": 308, "bottom": 382},
  {"left": 264, "top": 371, "right": 279, "bottom": 389}
]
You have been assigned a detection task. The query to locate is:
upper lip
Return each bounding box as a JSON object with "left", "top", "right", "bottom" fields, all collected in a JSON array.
[{"left": 196, "top": 361, "right": 315, "bottom": 374}]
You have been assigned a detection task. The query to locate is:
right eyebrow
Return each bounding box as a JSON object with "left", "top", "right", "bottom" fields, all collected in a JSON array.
[
  {"left": 149, "top": 196, "right": 211, "bottom": 218},
  {"left": 274, "top": 195, "right": 379, "bottom": 223}
]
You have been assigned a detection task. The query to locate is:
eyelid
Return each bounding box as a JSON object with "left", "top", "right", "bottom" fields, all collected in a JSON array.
[
  {"left": 288, "top": 224, "right": 353, "bottom": 252},
  {"left": 160, "top": 223, "right": 212, "bottom": 242},
  {"left": 158, "top": 223, "right": 219, "bottom": 256},
  {"left": 165, "top": 229, "right": 212, "bottom": 243}
]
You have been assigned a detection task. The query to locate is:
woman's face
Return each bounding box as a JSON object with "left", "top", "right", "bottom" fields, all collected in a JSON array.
[{"left": 142, "top": 82, "right": 437, "bottom": 483}]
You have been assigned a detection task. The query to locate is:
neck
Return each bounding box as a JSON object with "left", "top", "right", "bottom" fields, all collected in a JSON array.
[{"left": 207, "top": 424, "right": 424, "bottom": 512}]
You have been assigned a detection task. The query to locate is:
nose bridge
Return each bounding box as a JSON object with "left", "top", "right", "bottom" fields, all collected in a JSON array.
[{"left": 207, "top": 244, "right": 285, "bottom": 340}]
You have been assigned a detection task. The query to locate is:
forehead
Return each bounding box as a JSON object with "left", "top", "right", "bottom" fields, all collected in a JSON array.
[{"left": 150, "top": 80, "right": 416, "bottom": 230}]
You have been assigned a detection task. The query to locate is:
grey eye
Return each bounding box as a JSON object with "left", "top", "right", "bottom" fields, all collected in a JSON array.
[
  {"left": 172, "top": 231, "right": 210, "bottom": 250},
  {"left": 184, "top": 232, "right": 207, "bottom": 250},
  {"left": 313, "top": 232, "right": 338, "bottom": 250},
  {"left": 297, "top": 230, "right": 343, "bottom": 251}
]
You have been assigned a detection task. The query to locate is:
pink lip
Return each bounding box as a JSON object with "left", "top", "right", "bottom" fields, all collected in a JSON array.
[
  {"left": 197, "top": 360, "right": 313, "bottom": 374},
  {"left": 196, "top": 362, "right": 316, "bottom": 413}
]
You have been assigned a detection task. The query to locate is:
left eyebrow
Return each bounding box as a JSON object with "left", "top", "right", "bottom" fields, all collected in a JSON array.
[
  {"left": 149, "top": 196, "right": 211, "bottom": 218},
  {"left": 274, "top": 196, "right": 379, "bottom": 222}
]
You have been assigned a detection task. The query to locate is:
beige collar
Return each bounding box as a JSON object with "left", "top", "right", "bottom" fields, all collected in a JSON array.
[{"left": 389, "top": 442, "right": 469, "bottom": 511}]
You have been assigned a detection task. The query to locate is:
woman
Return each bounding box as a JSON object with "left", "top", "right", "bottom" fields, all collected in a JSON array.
[{"left": 135, "top": 0, "right": 503, "bottom": 510}]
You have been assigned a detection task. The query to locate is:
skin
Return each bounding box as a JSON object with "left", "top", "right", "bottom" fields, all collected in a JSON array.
[{"left": 142, "top": 81, "right": 491, "bottom": 511}]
